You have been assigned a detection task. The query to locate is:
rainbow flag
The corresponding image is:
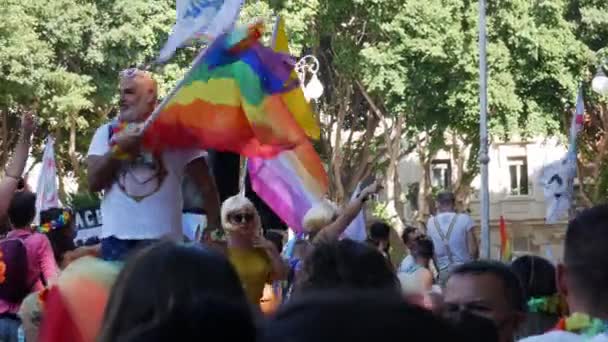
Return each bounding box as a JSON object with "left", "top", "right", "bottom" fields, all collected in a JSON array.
[
  {"left": 499, "top": 215, "right": 512, "bottom": 262},
  {"left": 143, "top": 23, "right": 309, "bottom": 158},
  {"left": 248, "top": 141, "right": 328, "bottom": 233},
  {"left": 272, "top": 16, "right": 320, "bottom": 139},
  {"left": 39, "top": 257, "right": 121, "bottom": 342},
  {"left": 247, "top": 17, "right": 327, "bottom": 233}
]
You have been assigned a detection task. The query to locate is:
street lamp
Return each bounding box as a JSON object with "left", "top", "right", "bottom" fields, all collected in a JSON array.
[
  {"left": 295, "top": 55, "right": 324, "bottom": 101},
  {"left": 592, "top": 65, "right": 608, "bottom": 96}
]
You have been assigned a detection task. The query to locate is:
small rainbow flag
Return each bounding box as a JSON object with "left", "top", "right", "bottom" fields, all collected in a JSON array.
[
  {"left": 499, "top": 215, "right": 512, "bottom": 262},
  {"left": 143, "top": 23, "right": 309, "bottom": 158}
]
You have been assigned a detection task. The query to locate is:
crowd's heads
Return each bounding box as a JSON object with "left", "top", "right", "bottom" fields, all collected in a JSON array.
[
  {"left": 401, "top": 225, "right": 419, "bottom": 249},
  {"left": 39, "top": 207, "right": 77, "bottom": 266},
  {"left": 369, "top": 221, "right": 391, "bottom": 241},
  {"left": 100, "top": 241, "right": 253, "bottom": 342},
  {"left": 560, "top": 204, "right": 608, "bottom": 318},
  {"left": 412, "top": 237, "right": 434, "bottom": 262},
  {"left": 264, "top": 290, "right": 466, "bottom": 342},
  {"left": 8, "top": 190, "right": 36, "bottom": 228},
  {"left": 436, "top": 191, "right": 456, "bottom": 211},
  {"left": 445, "top": 309, "right": 499, "bottom": 342},
  {"left": 296, "top": 239, "right": 398, "bottom": 294},
  {"left": 302, "top": 199, "right": 339, "bottom": 234},
  {"left": 118, "top": 68, "right": 158, "bottom": 123},
  {"left": 511, "top": 255, "right": 556, "bottom": 300},
  {"left": 221, "top": 195, "right": 261, "bottom": 238},
  {"left": 444, "top": 260, "right": 525, "bottom": 342}
]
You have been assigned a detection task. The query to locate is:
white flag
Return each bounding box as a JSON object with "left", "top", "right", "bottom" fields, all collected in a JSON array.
[
  {"left": 35, "top": 137, "right": 60, "bottom": 223},
  {"left": 341, "top": 182, "right": 367, "bottom": 242},
  {"left": 542, "top": 87, "right": 584, "bottom": 223},
  {"left": 158, "top": 0, "right": 243, "bottom": 63}
]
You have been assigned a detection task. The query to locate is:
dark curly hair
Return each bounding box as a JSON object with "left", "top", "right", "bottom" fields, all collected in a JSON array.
[{"left": 295, "top": 239, "right": 398, "bottom": 295}]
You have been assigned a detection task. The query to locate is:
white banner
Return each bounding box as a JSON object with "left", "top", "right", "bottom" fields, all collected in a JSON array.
[
  {"left": 158, "top": 0, "right": 243, "bottom": 63},
  {"left": 341, "top": 182, "right": 367, "bottom": 242},
  {"left": 35, "top": 137, "right": 60, "bottom": 224}
]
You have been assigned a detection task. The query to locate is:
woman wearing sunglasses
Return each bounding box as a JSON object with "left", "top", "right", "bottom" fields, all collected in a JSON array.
[{"left": 221, "top": 195, "right": 287, "bottom": 307}]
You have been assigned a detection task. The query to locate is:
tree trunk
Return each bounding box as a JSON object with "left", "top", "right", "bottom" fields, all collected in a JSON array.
[
  {"left": 0, "top": 110, "right": 7, "bottom": 168},
  {"left": 68, "top": 117, "right": 80, "bottom": 183}
]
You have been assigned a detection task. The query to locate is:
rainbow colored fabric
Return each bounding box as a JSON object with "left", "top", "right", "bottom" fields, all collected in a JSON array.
[
  {"left": 143, "top": 23, "right": 309, "bottom": 158},
  {"left": 247, "top": 18, "right": 328, "bottom": 233},
  {"left": 248, "top": 142, "right": 328, "bottom": 233},
  {"left": 499, "top": 215, "right": 512, "bottom": 262},
  {"left": 39, "top": 257, "right": 121, "bottom": 342}
]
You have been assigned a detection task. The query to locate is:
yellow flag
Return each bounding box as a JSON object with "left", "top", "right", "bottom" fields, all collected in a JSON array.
[{"left": 273, "top": 16, "right": 320, "bottom": 140}]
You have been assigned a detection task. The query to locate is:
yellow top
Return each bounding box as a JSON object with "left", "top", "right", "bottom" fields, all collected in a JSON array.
[{"left": 228, "top": 248, "right": 272, "bottom": 304}]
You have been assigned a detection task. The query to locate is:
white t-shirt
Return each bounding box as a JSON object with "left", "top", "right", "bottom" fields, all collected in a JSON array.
[
  {"left": 87, "top": 123, "right": 207, "bottom": 240},
  {"left": 427, "top": 212, "right": 475, "bottom": 270},
  {"left": 519, "top": 331, "right": 608, "bottom": 342}
]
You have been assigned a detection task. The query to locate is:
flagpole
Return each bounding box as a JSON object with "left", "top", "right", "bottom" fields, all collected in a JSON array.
[
  {"left": 478, "top": 0, "right": 491, "bottom": 259},
  {"left": 142, "top": 49, "right": 207, "bottom": 131}
]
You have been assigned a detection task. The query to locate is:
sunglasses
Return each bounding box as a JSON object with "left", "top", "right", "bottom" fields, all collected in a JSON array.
[{"left": 229, "top": 212, "right": 254, "bottom": 224}]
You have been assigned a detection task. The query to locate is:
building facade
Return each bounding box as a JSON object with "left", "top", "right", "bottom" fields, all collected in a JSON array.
[{"left": 398, "top": 137, "right": 569, "bottom": 262}]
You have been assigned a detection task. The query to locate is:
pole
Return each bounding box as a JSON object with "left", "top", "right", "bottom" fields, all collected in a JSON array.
[{"left": 479, "top": 0, "right": 491, "bottom": 259}]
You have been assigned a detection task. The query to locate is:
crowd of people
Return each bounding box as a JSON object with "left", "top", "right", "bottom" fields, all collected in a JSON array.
[{"left": 0, "top": 69, "right": 607, "bottom": 341}]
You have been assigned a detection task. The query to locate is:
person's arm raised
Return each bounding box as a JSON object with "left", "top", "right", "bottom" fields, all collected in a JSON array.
[
  {"left": 313, "top": 181, "right": 382, "bottom": 243},
  {"left": 0, "top": 112, "right": 35, "bottom": 218}
]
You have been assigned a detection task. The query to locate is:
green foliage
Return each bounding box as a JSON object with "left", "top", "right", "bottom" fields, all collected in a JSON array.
[
  {"left": 370, "top": 201, "right": 395, "bottom": 225},
  {"left": 66, "top": 192, "right": 101, "bottom": 210},
  {"left": 0, "top": 0, "right": 606, "bottom": 205}
]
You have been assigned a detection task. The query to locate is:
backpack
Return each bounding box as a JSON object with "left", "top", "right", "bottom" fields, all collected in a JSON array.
[{"left": 0, "top": 233, "right": 32, "bottom": 303}]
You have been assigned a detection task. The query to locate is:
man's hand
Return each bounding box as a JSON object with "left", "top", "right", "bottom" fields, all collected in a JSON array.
[
  {"left": 20, "top": 111, "right": 36, "bottom": 138},
  {"left": 254, "top": 236, "right": 277, "bottom": 254},
  {"left": 359, "top": 180, "right": 382, "bottom": 201},
  {"left": 113, "top": 133, "right": 141, "bottom": 157}
]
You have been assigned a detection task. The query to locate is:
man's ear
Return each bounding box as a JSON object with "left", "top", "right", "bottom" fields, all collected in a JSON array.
[{"left": 146, "top": 88, "right": 157, "bottom": 105}]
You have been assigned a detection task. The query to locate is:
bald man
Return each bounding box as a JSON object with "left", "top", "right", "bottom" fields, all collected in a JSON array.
[{"left": 87, "top": 69, "right": 221, "bottom": 261}]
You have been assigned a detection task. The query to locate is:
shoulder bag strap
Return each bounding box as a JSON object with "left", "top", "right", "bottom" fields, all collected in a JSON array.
[{"left": 433, "top": 214, "right": 460, "bottom": 265}]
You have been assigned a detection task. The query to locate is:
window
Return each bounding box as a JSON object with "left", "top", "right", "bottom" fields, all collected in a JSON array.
[
  {"left": 431, "top": 159, "right": 451, "bottom": 190},
  {"left": 508, "top": 157, "right": 529, "bottom": 196}
]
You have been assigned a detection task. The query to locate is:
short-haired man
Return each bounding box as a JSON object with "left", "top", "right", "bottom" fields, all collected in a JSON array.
[
  {"left": 427, "top": 191, "right": 478, "bottom": 285},
  {"left": 521, "top": 205, "right": 608, "bottom": 341},
  {"left": 444, "top": 261, "right": 526, "bottom": 342},
  {"left": 87, "top": 69, "right": 220, "bottom": 261},
  {"left": 367, "top": 221, "right": 392, "bottom": 263},
  {"left": 398, "top": 226, "right": 420, "bottom": 273}
]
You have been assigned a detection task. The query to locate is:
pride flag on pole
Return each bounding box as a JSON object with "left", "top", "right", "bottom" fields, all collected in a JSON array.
[
  {"left": 272, "top": 16, "right": 320, "bottom": 139},
  {"left": 247, "top": 16, "right": 328, "bottom": 233},
  {"left": 499, "top": 215, "right": 512, "bottom": 262},
  {"left": 144, "top": 23, "right": 309, "bottom": 158}
]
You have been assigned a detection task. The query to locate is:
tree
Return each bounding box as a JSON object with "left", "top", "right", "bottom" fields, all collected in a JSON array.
[{"left": 566, "top": 0, "right": 608, "bottom": 206}]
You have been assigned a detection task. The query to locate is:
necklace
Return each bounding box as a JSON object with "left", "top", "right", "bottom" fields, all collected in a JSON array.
[{"left": 554, "top": 312, "right": 608, "bottom": 338}]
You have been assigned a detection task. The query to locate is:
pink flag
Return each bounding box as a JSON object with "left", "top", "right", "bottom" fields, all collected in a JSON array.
[{"left": 248, "top": 142, "right": 328, "bottom": 233}]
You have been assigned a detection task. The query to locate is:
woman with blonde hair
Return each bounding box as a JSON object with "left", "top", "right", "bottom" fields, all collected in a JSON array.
[{"left": 222, "top": 195, "right": 287, "bottom": 306}]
